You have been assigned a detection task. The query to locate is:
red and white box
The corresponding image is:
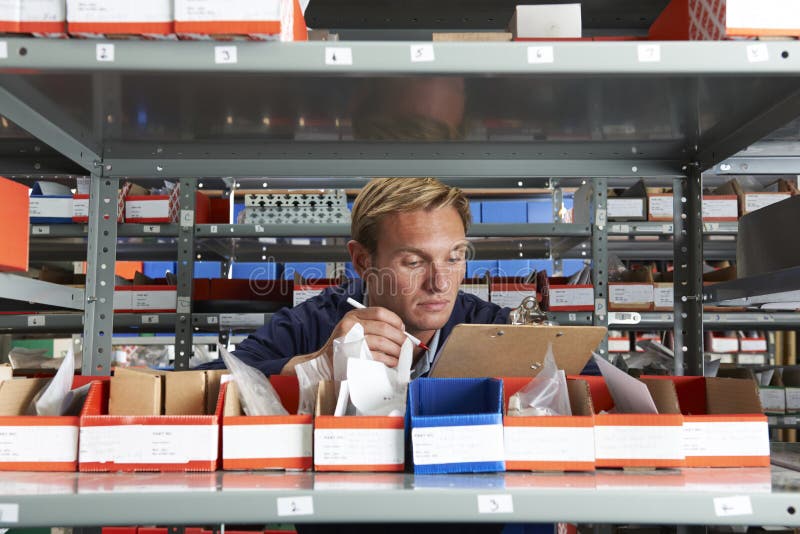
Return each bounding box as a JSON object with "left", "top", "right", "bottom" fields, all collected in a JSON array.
[
  {"left": 608, "top": 283, "right": 654, "bottom": 312},
  {"left": 705, "top": 331, "right": 739, "bottom": 353},
  {"left": 538, "top": 273, "right": 594, "bottom": 312},
  {"left": 702, "top": 195, "right": 738, "bottom": 222},
  {"left": 114, "top": 285, "right": 177, "bottom": 312},
  {"left": 503, "top": 377, "right": 595, "bottom": 472},
  {"left": 314, "top": 381, "right": 405, "bottom": 472},
  {"left": 174, "top": 0, "right": 308, "bottom": 41},
  {"left": 489, "top": 278, "right": 537, "bottom": 309},
  {"left": 634, "top": 332, "right": 662, "bottom": 352},
  {"left": 79, "top": 381, "right": 219, "bottom": 472},
  {"left": 73, "top": 182, "right": 131, "bottom": 223},
  {"left": 608, "top": 331, "right": 631, "bottom": 353},
  {"left": 293, "top": 283, "right": 335, "bottom": 307},
  {"left": 221, "top": 377, "right": 312, "bottom": 471},
  {"left": 741, "top": 192, "right": 791, "bottom": 216},
  {"left": 461, "top": 280, "right": 489, "bottom": 302},
  {"left": 653, "top": 283, "right": 674, "bottom": 311},
  {"left": 739, "top": 332, "right": 767, "bottom": 353},
  {"left": 66, "top": 0, "right": 175, "bottom": 38},
  {"left": 0, "top": 0, "right": 66, "bottom": 36},
  {"left": 125, "top": 185, "right": 180, "bottom": 223},
  {"left": 647, "top": 194, "right": 673, "bottom": 222}
]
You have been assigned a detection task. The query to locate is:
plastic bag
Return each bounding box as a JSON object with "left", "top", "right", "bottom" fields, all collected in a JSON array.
[
  {"left": 507, "top": 342, "right": 571, "bottom": 417},
  {"left": 332, "top": 322, "right": 372, "bottom": 381},
  {"left": 29, "top": 349, "right": 75, "bottom": 416},
  {"left": 218, "top": 344, "right": 287, "bottom": 416},
  {"left": 295, "top": 352, "right": 333, "bottom": 415}
]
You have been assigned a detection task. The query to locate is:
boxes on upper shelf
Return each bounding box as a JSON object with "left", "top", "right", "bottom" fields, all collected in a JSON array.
[
  {"left": 66, "top": 0, "right": 175, "bottom": 39},
  {"left": 481, "top": 200, "right": 527, "bottom": 223},
  {"left": 508, "top": 3, "right": 582, "bottom": 40},
  {"left": 759, "top": 386, "right": 786, "bottom": 415},
  {"left": 0, "top": 176, "right": 29, "bottom": 272},
  {"left": 608, "top": 331, "right": 631, "bottom": 353},
  {"left": 0, "top": 0, "right": 66, "bottom": 36},
  {"left": 607, "top": 181, "right": 647, "bottom": 221},
  {"left": 489, "top": 275, "right": 536, "bottom": 309},
  {"left": 739, "top": 331, "right": 767, "bottom": 353},
  {"left": 124, "top": 183, "right": 210, "bottom": 224},
  {"left": 705, "top": 331, "right": 739, "bottom": 354},
  {"left": 114, "top": 285, "right": 177, "bottom": 312},
  {"left": 537, "top": 272, "right": 594, "bottom": 312},
  {"left": 29, "top": 181, "right": 73, "bottom": 223},
  {"left": 647, "top": 193, "right": 673, "bottom": 221},
  {"left": 608, "top": 268, "right": 654, "bottom": 312},
  {"left": 174, "top": 0, "right": 308, "bottom": 41}
]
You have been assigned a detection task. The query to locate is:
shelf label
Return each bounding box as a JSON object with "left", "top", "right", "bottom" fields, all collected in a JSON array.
[
  {"left": 784, "top": 416, "right": 798, "bottom": 426},
  {"left": 568, "top": 313, "right": 577, "bottom": 321},
  {"left": 0, "top": 42, "right": 7, "bottom": 59},
  {"left": 220, "top": 313, "right": 264, "bottom": 328},
  {"left": 0, "top": 503, "right": 19, "bottom": 523},
  {"left": 31, "top": 225, "right": 50, "bottom": 235},
  {"left": 608, "top": 312, "right": 641, "bottom": 325},
  {"left": 209, "top": 225, "right": 218, "bottom": 234},
  {"left": 527, "top": 46, "right": 554, "bottom": 64},
  {"left": 141, "top": 315, "right": 159, "bottom": 325},
  {"left": 713, "top": 495, "right": 753, "bottom": 517},
  {"left": 214, "top": 46, "right": 237, "bottom": 64},
  {"left": 637, "top": 44, "right": 661, "bottom": 63},
  {"left": 206, "top": 316, "right": 219, "bottom": 325},
  {"left": 96, "top": 43, "right": 114, "bottom": 62},
  {"left": 27, "top": 316, "right": 46, "bottom": 327},
  {"left": 746, "top": 44, "right": 769, "bottom": 63},
  {"left": 143, "top": 225, "right": 161, "bottom": 234},
  {"left": 661, "top": 224, "right": 673, "bottom": 234},
  {"left": 181, "top": 209, "right": 194, "bottom": 228},
  {"left": 277, "top": 496, "right": 314, "bottom": 517},
  {"left": 595, "top": 208, "right": 607, "bottom": 227},
  {"left": 410, "top": 44, "right": 435, "bottom": 62},
  {"left": 254, "top": 224, "right": 265, "bottom": 233},
  {"left": 477, "top": 495, "right": 514, "bottom": 514},
  {"left": 325, "top": 47, "right": 353, "bottom": 66}
]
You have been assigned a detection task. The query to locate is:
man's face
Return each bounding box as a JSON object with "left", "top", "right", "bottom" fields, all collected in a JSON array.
[{"left": 355, "top": 206, "right": 468, "bottom": 336}]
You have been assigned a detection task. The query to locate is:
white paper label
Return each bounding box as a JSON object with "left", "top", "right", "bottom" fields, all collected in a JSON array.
[
  {"left": 113, "top": 290, "right": 133, "bottom": 311},
  {"left": 684, "top": 421, "right": 769, "bottom": 457},
  {"left": 702, "top": 198, "right": 738, "bottom": 220},
  {"left": 293, "top": 287, "right": 326, "bottom": 307},
  {"left": 461, "top": 284, "right": 489, "bottom": 301},
  {"left": 746, "top": 44, "right": 769, "bottom": 63},
  {"left": 786, "top": 388, "right": 800, "bottom": 411},
  {"left": 31, "top": 225, "right": 50, "bottom": 235},
  {"left": 654, "top": 286, "right": 674, "bottom": 309},
  {"left": 220, "top": 313, "right": 264, "bottom": 327},
  {"left": 608, "top": 198, "right": 644, "bottom": 219},
  {"left": 141, "top": 315, "right": 159, "bottom": 324},
  {"left": 26, "top": 316, "right": 45, "bottom": 327},
  {"left": 96, "top": 43, "right": 114, "bottom": 62},
  {"left": 126, "top": 199, "right": 170, "bottom": 220},
  {"left": 740, "top": 338, "right": 767, "bottom": 352},
  {"left": 80, "top": 425, "right": 218, "bottom": 464},
  {"left": 224, "top": 424, "right": 312, "bottom": 460},
  {"left": 738, "top": 353, "right": 767, "bottom": 365},
  {"left": 71, "top": 0, "right": 172, "bottom": 23},
  {"left": 214, "top": 46, "right": 237, "bottom": 64},
  {"left": 785, "top": 416, "right": 798, "bottom": 425},
  {"left": 20, "top": 0, "right": 65, "bottom": 22},
  {"left": 133, "top": 289, "right": 176, "bottom": 311},
  {"left": 0, "top": 504, "right": 18, "bottom": 523},
  {"left": 714, "top": 495, "right": 753, "bottom": 517},
  {"left": 72, "top": 198, "right": 89, "bottom": 219},
  {"left": 637, "top": 44, "right": 661, "bottom": 63},
  {"left": 143, "top": 225, "right": 161, "bottom": 233},
  {"left": 314, "top": 428, "right": 404, "bottom": 466},
  {"left": 504, "top": 426, "right": 594, "bottom": 463},
  {"left": 0, "top": 426, "right": 78, "bottom": 462},
  {"left": 594, "top": 425, "right": 684, "bottom": 460},
  {"left": 744, "top": 193, "right": 789, "bottom": 213},
  {"left": 29, "top": 197, "right": 73, "bottom": 218},
  {"left": 609, "top": 284, "right": 654, "bottom": 305},
  {"left": 412, "top": 424, "right": 504, "bottom": 466},
  {"left": 710, "top": 337, "right": 739, "bottom": 353},
  {"left": 527, "top": 46, "right": 554, "bottom": 64},
  {"left": 608, "top": 338, "right": 631, "bottom": 352},
  {"left": 410, "top": 44, "right": 434, "bottom": 62},
  {"left": 325, "top": 47, "right": 352, "bottom": 66},
  {"left": 491, "top": 290, "right": 536, "bottom": 309},
  {"left": 759, "top": 388, "right": 786, "bottom": 413},
  {"left": 648, "top": 196, "right": 673, "bottom": 218},
  {"left": 477, "top": 494, "right": 514, "bottom": 514},
  {"left": 550, "top": 287, "right": 593, "bottom": 308},
  {"left": 277, "top": 496, "right": 314, "bottom": 517},
  {"left": 0, "top": 42, "right": 7, "bottom": 60},
  {"left": 174, "top": 0, "right": 280, "bottom": 21}
]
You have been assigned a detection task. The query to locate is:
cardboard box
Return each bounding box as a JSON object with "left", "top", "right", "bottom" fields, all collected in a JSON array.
[
  {"left": 72, "top": 181, "right": 131, "bottom": 223},
  {"left": 785, "top": 387, "right": 800, "bottom": 414},
  {"left": 739, "top": 333, "right": 767, "bottom": 353},
  {"left": 29, "top": 181, "right": 73, "bottom": 223},
  {"left": 705, "top": 331, "right": 739, "bottom": 353},
  {"left": 293, "top": 283, "right": 334, "bottom": 307},
  {"left": 0, "top": 0, "right": 66, "bottom": 36},
  {"left": 0, "top": 364, "right": 11, "bottom": 383},
  {"left": 314, "top": 380, "right": 405, "bottom": 472},
  {"left": 643, "top": 376, "right": 769, "bottom": 467},
  {"left": 0, "top": 378, "right": 80, "bottom": 471},
  {"left": 174, "top": 0, "right": 307, "bottom": 41},
  {"left": 410, "top": 377, "right": 505, "bottom": 474},
  {"left": 538, "top": 273, "right": 594, "bottom": 312},
  {"left": 634, "top": 332, "right": 662, "bottom": 352},
  {"left": 653, "top": 282, "right": 674, "bottom": 311},
  {"left": 607, "top": 198, "right": 647, "bottom": 221},
  {"left": 460, "top": 279, "right": 489, "bottom": 302},
  {"left": 66, "top": 0, "right": 175, "bottom": 38},
  {"left": 741, "top": 192, "right": 792, "bottom": 215},
  {"left": 609, "top": 283, "right": 654, "bottom": 311},
  {"left": 124, "top": 185, "right": 209, "bottom": 224},
  {"left": 759, "top": 386, "right": 786, "bottom": 415},
  {"left": 508, "top": 3, "right": 581, "bottom": 39},
  {"left": 489, "top": 278, "right": 536, "bottom": 309},
  {"left": 114, "top": 285, "right": 177, "bottom": 313},
  {"left": 222, "top": 377, "right": 312, "bottom": 471},
  {"left": 737, "top": 353, "right": 769, "bottom": 366},
  {"left": 647, "top": 194, "right": 673, "bottom": 222},
  {"left": 608, "top": 332, "right": 631, "bottom": 353},
  {"left": 503, "top": 377, "right": 595, "bottom": 472},
  {"left": 109, "top": 368, "right": 213, "bottom": 416},
  {"left": 80, "top": 379, "right": 219, "bottom": 472},
  {"left": 702, "top": 195, "right": 738, "bottom": 222},
  {"left": 0, "top": 176, "right": 29, "bottom": 272}
]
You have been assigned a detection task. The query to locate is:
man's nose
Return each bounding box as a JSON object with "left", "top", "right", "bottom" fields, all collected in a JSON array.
[{"left": 426, "top": 262, "right": 451, "bottom": 293}]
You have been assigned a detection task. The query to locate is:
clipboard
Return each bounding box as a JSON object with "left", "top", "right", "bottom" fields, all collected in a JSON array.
[{"left": 429, "top": 324, "right": 607, "bottom": 378}]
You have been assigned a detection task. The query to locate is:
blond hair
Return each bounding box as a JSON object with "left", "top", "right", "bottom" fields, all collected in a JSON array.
[{"left": 351, "top": 178, "right": 471, "bottom": 254}]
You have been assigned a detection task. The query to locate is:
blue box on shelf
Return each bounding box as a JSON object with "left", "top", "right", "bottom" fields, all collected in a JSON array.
[
  {"left": 526, "top": 199, "right": 554, "bottom": 223},
  {"left": 194, "top": 261, "right": 222, "bottom": 279},
  {"left": 283, "top": 262, "right": 328, "bottom": 280},
  {"left": 143, "top": 262, "right": 176, "bottom": 279},
  {"left": 562, "top": 259, "right": 586, "bottom": 277},
  {"left": 469, "top": 200, "right": 482, "bottom": 223},
  {"left": 409, "top": 377, "right": 505, "bottom": 474},
  {"left": 231, "top": 262, "right": 279, "bottom": 280},
  {"left": 233, "top": 203, "right": 246, "bottom": 224},
  {"left": 481, "top": 200, "right": 527, "bottom": 224},
  {"left": 467, "top": 261, "right": 498, "bottom": 278},
  {"left": 497, "top": 259, "right": 536, "bottom": 278}
]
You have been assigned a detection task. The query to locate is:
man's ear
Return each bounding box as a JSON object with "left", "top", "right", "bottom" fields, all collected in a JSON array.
[{"left": 347, "top": 240, "right": 372, "bottom": 277}]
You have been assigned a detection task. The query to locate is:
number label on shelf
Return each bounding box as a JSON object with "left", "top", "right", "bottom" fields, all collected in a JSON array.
[
  {"left": 527, "top": 46, "right": 554, "bottom": 64},
  {"left": 143, "top": 225, "right": 161, "bottom": 234},
  {"left": 96, "top": 43, "right": 115, "bottom": 62},
  {"left": 0, "top": 41, "right": 7, "bottom": 59},
  {"left": 661, "top": 224, "right": 673, "bottom": 234},
  {"left": 410, "top": 44, "right": 435, "bottom": 62},
  {"left": 215, "top": 46, "right": 238, "bottom": 64},
  {"left": 0, "top": 503, "right": 19, "bottom": 523},
  {"left": 609, "top": 312, "right": 641, "bottom": 325},
  {"left": 746, "top": 44, "right": 769, "bottom": 63},
  {"left": 206, "top": 316, "right": 219, "bottom": 325},
  {"left": 209, "top": 225, "right": 218, "bottom": 234},
  {"left": 713, "top": 495, "right": 753, "bottom": 517},
  {"left": 477, "top": 495, "right": 514, "bottom": 514},
  {"left": 181, "top": 210, "right": 194, "bottom": 228},
  {"left": 32, "top": 225, "right": 50, "bottom": 235},
  {"left": 569, "top": 313, "right": 577, "bottom": 321},
  {"left": 325, "top": 47, "right": 353, "bottom": 66},
  {"left": 637, "top": 44, "right": 661, "bottom": 63},
  {"left": 141, "top": 315, "right": 159, "bottom": 325},
  {"left": 27, "top": 316, "right": 46, "bottom": 327},
  {"left": 277, "top": 496, "right": 314, "bottom": 517},
  {"left": 254, "top": 225, "right": 265, "bottom": 233}
]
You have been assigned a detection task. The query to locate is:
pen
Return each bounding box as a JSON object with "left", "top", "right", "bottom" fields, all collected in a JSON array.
[{"left": 346, "top": 297, "right": 431, "bottom": 352}]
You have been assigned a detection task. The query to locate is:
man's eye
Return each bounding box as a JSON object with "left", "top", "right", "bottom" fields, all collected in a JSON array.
[
  {"left": 448, "top": 257, "right": 464, "bottom": 264},
  {"left": 406, "top": 261, "right": 422, "bottom": 268}
]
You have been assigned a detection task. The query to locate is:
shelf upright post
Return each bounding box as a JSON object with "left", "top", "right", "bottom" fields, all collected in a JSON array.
[
  {"left": 551, "top": 178, "right": 564, "bottom": 276},
  {"left": 673, "top": 167, "right": 704, "bottom": 376},
  {"left": 592, "top": 177, "right": 608, "bottom": 357},
  {"left": 81, "top": 171, "right": 119, "bottom": 376},
  {"left": 174, "top": 178, "right": 197, "bottom": 370}
]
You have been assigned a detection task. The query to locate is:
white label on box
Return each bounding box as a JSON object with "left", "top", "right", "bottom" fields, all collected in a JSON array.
[
  {"left": 527, "top": 46, "right": 554, "bottom": 64},
  {"left": 729, "top": 0, "right": 800, "bottom": 31},
  {"left": 504, "top": 426, "right": 594, "bottom": 463},
  {"left": 744, "top": 193, "right": 789, "bottom": 213},
  {"left": 214, "top": 46, "right": 237, "bottom": 64},
  {"left": 461, "top": 284, "right": 489, "bottom": 301},
  {"left": 648, "top": 196, "right": 673, "bottom": 219},
  {"left": 0, "top": 426, "right": 78, "bottom": 462},
  {"left": 608, "top": 338, "right": 631, "bottom": 352},
  {"left": 477, "top": 494, "right": 514, "bottom": 514},
  {"left": 740, "top": 338, "right": 767, "bottom": 352},
  {"left": 224, "top": 424, "right": 312, "bottom": 460},
  {"left": 594, "top": 425, "right": 684, "bottom": 460},
  {"left": 126, "top": 199, "right": 170, "bottom": 220},
  {"left": 31, "top": 225, "right": 50, "bottom": 235},
  {"left": 141, "top": 315, "right": 159, "bottom": 324},
  {"left": 0, "top": 42, "right": 7, "bottom": 60},
  {"left": 69, "top": 0, "right": 172, "bottom": 23},
  {"left": 786, "top": 388, "right": 800, "bottom": 411},
  {"left": 277, "top": 496, "right": 314, "bottom": 517},
  {"left": 683, "top": 421, "right": 769, "bottom": 457},
  {"left": 710, "top": 337, "right": 739, "bottom": 353},
  {"left": 21, "top": 0, "right": 65, "bottom": 22},
  {"left": 133, "top": 289, "right": 176, "bottom": 311},
  {"left": 654, "top": 286, "right": 674, "bottom": 309},
  {"left": 609, "top": 284, "right": 654, "bottom": 305},
  {"left": 26, "top": 316, "right": 45, "bottom": 327},
  {"left": 113, "top": 290, "right": 133, "bottom": 311},
  {"left": 410, "top": 44, "right": 434, "bottom": 62},
  {"left": 412, "top": 423, "right": 504, "bottom": 466},
  {"left": 220, "top": 313, "right": 264, "bottom": 327},
  {"left": 143, "top": 225, "right": 161, "bottom": 233},
  {"left": 293, "top": 287, "right": 326, "bottom": 307},
  {"left": 637, "top": 44, "right": 661, "bottom": 63},
  {"left": 702, "top": 198, "right": 738, "bottom": 220},
  {"left": 746, "top": 43, "right": 769, "bottom": 63},
  {"left": 491, "top": 290, "right": 535, "bottom": 309},
  {"left": 714, "top": 495, "right": 753, "bottom": 517},
  {"left": 80, "top": 424, "right": 218, "bottom": 464},
  {"left": 29, "top": 197, "right": 73, "bottom": 218},
  {"left": 96, "top": 43, "right": 114, "bottom": 62},
  {"left": 72, "top": 197, "right": 89, "bottom": 218},
  {"left": 759, "top": 388, "right": 786, "bottom": 413},
  {"left": 314, "top": 428, "right": 404, "bottom": 466},
  {"left": 175, "top": 0, "right": 280, "bottom": 21},
  {"left": 738, "top": 353, "right": 767, "bottom": 365},
  {"left": 0, "top": 504, "right": 18, "bottom": 523},
  {"left": 325, "top": 47, "right": 353, "bottom": 66},
  {"left": 607, "top": 198, "right": 645, "bottom": 219},
  {"left": 550, "top": 287, "right": 593, "bottom": 308}
]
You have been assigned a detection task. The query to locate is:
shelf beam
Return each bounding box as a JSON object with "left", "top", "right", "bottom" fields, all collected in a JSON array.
[{"left": 0, "top": 274, "right": 84, "bottom": 310}]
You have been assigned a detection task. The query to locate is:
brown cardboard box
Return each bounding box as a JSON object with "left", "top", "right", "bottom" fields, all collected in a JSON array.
[
  {"left": 0, "top": 378, "right": 49, "bottom": 416},
  {"left": 110, "top": 368, "right": 164, "bottom": 416},
  {"left": 205, "top": 370, "right": 230, "bottom": 416},
  {"left": 165, "top": 371, "right": 208, "bottom": 416},
  {"left": 110, "top": 368, "right": 221, "bottom": 416},
  {"left": 0, "top": 364, "right": 12, "bottom": 383}
]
